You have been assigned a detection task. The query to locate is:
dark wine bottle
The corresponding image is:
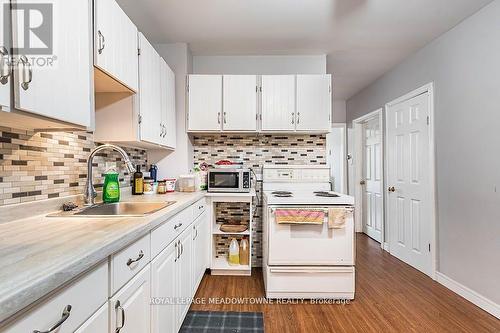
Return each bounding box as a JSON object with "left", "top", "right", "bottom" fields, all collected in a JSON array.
[{"left": 132, "top": 165, "right": 144, "bottom": 195}]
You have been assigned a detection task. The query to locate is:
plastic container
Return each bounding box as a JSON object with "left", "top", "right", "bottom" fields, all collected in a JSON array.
[
  {"left": 178, "top": 174, "right": 196, "bottom": 192},
  {"left": 165, "top": 178, "right": 176, "bottom": 192},
  {"left": 228, "top": 238, "right": 240, "bottom": 266},
  {"left": 239, "top": 238, "right": 249, "bottom": 266},
  {"left": 103, "top": 172, "right": 120, "bottom": 203}
]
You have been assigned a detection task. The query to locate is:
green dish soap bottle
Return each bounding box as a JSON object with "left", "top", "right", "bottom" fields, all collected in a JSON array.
[{"left": 103, "top": 171, "right": 120, "bottom": 203}]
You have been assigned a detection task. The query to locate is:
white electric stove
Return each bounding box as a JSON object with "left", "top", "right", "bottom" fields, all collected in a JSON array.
[{"left": 262, "top": 165, "right": 356, "bottom": 300}]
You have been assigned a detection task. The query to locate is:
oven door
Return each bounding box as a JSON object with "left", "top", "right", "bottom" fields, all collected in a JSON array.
[
  {"left": 208, "top": 171, "right": 241, "bottom": 192},
  {"left": 267, "top": 206, "right": 354, "bottom": 266}
]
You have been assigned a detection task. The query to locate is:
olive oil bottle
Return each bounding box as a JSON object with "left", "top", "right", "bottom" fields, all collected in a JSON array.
[{"left": 132, "top": 165, "right": 144, "bottom": 195}]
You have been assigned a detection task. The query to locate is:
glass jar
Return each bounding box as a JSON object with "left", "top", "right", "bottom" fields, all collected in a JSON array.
[
  {"left": 143, "top": 177, "right": 154, "bottom": 195},
  {"left": 157, "top": 180, "right": 167, "bottom": 194}
]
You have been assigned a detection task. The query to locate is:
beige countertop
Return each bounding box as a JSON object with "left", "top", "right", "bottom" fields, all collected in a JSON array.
[{"left": 0, "top": 191, "right": 206, "bottom": 324}]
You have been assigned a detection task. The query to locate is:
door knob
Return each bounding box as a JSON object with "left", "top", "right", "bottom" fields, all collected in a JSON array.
[
  {"left": 388, "top": 186, "right": 396, "bottom": 192},
  {"left": 360, "top": 180, "right": 366, "bottom": 185}
]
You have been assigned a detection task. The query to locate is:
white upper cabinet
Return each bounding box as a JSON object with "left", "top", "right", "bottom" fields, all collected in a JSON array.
[
  {"left": 188, "top": 75, "right": 222, "bottom": 131},
  {"left": 222, "top": 75, "right": 257, "bottom": 131},
  {"left": 160, "top": 58, "right": 176, "bottom": 148},
  {"left": 296, "top": 74, "right": 331, "bottom": 132},
  {"left": 10, "top": 0, "right": 92, "bottom": 127},
  {"left": 0, "top": 0, "right": 11, "bottom": 111},
  {"left": 261, "top": 75, "right": 296, "bottom": 131},
  {"left": 94, "top": 0, "right": 138, "bottom": 92},
  {"left": 138, "top": 33, "right": 161, "bottom": 145}
]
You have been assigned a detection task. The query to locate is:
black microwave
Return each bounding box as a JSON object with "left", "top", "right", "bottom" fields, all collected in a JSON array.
[{"left": 208, "top": 169, "right": 251, "bottom": 193}]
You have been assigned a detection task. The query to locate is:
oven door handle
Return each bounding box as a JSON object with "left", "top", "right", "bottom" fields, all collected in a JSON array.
[{"left": 269, "top": 268, "right": 353, "bottom": 274}]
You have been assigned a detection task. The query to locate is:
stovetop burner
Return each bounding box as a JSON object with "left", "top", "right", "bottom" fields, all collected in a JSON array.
[
  {"left": 272, "top": 191, "right": 293, "bottom": 197},
  {"left": 314, "top": 191, "right": 340, "bottom": 198}
]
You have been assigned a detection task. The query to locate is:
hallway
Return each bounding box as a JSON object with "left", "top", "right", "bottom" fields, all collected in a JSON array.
[{"left": 191, "top": 234, "right": 500, "bottom": 332}]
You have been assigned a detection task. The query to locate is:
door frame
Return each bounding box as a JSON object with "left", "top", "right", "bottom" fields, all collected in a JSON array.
[
  {"left": 384, "top": 82, "right": 437, "bottom": 280},
  {"left": 326, "top": 123, "right": 348, "bottom": 194},
  {"left": 352, "top": 109, "right": 384, "bottom": 248}
]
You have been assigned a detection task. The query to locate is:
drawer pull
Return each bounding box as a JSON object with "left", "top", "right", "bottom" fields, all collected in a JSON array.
[
  {"left": 115, "top": 300, "right": 125, "bottom": 333},
  {"left": 199, "top": 205, "right": 204, "bottom": 210},
  {"left": 174, "top": 223, "right": 183, "bottom": 230},
  {"left": 33, "top": 304, "right": 72, "bottom": 333},
  {"left": 126, "top": 250, "right": 144, "bottom": 266}
]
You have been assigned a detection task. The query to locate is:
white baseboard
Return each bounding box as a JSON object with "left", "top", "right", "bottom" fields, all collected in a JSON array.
[
  {"left": 383, "top": 242, "right": 390, "bottom": 252},
  {"left": 436, "top": 272, "right": 499, "bottom": 319}
]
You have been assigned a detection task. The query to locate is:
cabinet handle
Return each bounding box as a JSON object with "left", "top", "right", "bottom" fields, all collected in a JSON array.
[
  {"left": 33, "top": 305, "right": 72, "bottom": 333},
  {"left": 199, "top": 205, "right": 204, "bottom": 210},
  {"left": 297, "top": 112, "right": 300, "bottom": 124},
  {"left": 126, "top": 250, "right": 144, "bottom": 266},
  {"left": 291, "top": 112, "right": 295, "bottom": 124},
  {"left": 0, "top": 46, "right": 10, "bottom": 85},
  {"left": 174, "top": 222, "right": 183, "bottom": 230},
  {"left": 174, "top": 241, "right": 178, "bottom": 262},
  {"left": 98, "top": 30, "right": 105, "bottom": 54},
  {"left": 223, "top": 112, "right": 227, "bottom": 124},
  {"left": 217, "top": 112, "right": 221, "bottom": 124},
  {"left": 163, "top": 125, "right": 167, "bottom": 138},
  {"left": 115, "top": 300, "right": 125, "bottom": 333},
  {"left": 19, "top": 55, "right": 32, "bottom": 91},
  {"left": 180, "top": 241, "right": 184, "bottom": 257}
]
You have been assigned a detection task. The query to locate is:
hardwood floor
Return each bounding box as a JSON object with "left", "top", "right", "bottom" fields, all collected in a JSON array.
[{"left": 191, "top": 233, "right": 500, "bottom": 332}]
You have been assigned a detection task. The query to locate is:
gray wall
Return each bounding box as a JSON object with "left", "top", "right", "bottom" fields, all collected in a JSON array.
[
  {"left": 192, "top": 55, "right": 326, "bottom": 74},
  {"left": 347, "top": 0, "right": 500, "bottom": 304}
]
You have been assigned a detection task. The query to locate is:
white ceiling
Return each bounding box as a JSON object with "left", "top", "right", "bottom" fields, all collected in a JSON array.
[{"left": 117, "top": 0, "right": 493, "bottom": 100}]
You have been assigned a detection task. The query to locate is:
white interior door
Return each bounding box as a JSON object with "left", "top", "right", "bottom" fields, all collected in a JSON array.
[
  {"left": 296, "top": 74, "right": 331, "bottom": 131},
  {"left": 0, "top": 0, "right": 11, "bottom": 110},
  {"left": 261, "top": 75, "right": 296, "bottom": 131},
  {"left": 222, "top": 75, "right": 257, "bottom": 131},
  {"left": 188, "top": 75, "right": 222, "bottom": 131},
  {"left": 362, "top": 117, "right": 383, "bottom": 243},
  {"left": 386, "top": 92, "right": 432, "bottom": 276}
]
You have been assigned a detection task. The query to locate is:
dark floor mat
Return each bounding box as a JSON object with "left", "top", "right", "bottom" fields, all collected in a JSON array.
[{"left": 180, "top": 311, "right": 264, "bottom": 332}]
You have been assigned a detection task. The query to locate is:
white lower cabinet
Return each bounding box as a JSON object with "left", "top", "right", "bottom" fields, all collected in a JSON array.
[
  {"left": 192, "top": 211, "right": 209, "bottom": 293},
  {"left": 177, "top": 227, "right": 193, "bottom": 328},
  {"left": 110, "top": 265, "right": 151, "bottom": 333},
  {"left": 151, "top": 239, "right": 178, "bottom": 333},
  {"left": 74, "top": 302, "right": 109, "bottom": 333},
  {"left": 1, "top": 262, "right": 108, "bottom": 333}
]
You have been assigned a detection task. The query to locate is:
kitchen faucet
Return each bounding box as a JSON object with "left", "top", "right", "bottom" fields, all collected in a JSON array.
[{"left": 84, "top": 144, "right": 136, "bottom": 206}]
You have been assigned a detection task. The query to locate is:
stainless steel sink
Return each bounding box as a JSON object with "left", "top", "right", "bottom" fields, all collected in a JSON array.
[{"left": 48, "top": 201, "right": 176, "bottom": 217}]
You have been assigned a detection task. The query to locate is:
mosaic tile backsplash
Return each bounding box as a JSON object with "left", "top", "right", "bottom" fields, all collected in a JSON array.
[
  {"left": 192, "top": 134, "right": 327, "bottom": 266},
  {"left": 0, "top": 126, "right": 148, "bottom": 206}
]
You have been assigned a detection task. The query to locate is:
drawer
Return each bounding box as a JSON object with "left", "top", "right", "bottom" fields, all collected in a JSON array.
[
  {"left": 192, "top": 198, "right": 206, "bottom": 219},
  {"left": 111, "top": 234, "right": 151, "bottom": 295},
  {"left": 2, "top": 261, "right": 108, "bottom": 333},
  {"left": 265, "top": 266, "right": 355, "bottom": 299},
  {"left": 151, "top": 206, "right": 193, "bottom": 258}
]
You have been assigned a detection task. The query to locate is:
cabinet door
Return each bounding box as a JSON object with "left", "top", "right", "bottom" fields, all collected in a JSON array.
[
  {"left": 165, "top": 63, "right": 176, "bottom": 148},
  {"left": 261, "top": 75, "right": 296, "bottom": 131},
  {"left": 74, "top": 303, "right": 108, "bottom": 333},
  {"left": 296, "top": 74, "right": 331, "bottom": 131},
  {"left": 94, "top": 0, "right": 138, "bottom": 91},
  {"left": 188, "top": 75, "right": 222, "bottom": 131},
  {"left": 192, "top": 211, "right": 209, "bottom": 292},
  {"left": 11, "top": 0, "right": 92, "bottom": 127},
  {"left": 151, "top": 240, "right": 178, "bottom": 333},
  {"left": 222, "top": 75, "right": 257, "bottom": 131},
  {"left": 110, "top": 265, "right": 151, "bottom": 333},
  {"left": 159, "top": 58, "right": 176, "bottom": 148},
  {"left": 177, "top": 228, "right": 193, "bottom": 328},
  {"left": 138, "top": 33, "right": 162, "bottom": 145},
  {"left": 0, "top": 0, "right": 11, "bottom": 111}
]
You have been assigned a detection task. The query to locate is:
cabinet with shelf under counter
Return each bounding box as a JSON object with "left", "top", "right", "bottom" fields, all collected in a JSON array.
[{"left": 205, "top": 190, "right": 256, "bottom": 276}]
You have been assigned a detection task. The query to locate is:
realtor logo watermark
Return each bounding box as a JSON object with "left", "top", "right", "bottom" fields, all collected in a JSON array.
[{"left": 3, "top": 2, "right": 56, "bottom": 68}]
